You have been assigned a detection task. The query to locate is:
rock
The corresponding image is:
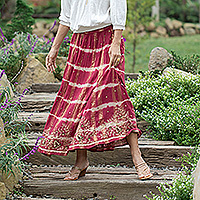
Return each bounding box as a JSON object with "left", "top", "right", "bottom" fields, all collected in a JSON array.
[
  {"left": 172, "top": 20, "right": 183, "bottom": 29},
  {"left": 138, "top": 31, "right": 147, "bottom": 38},
  {"left": 184, "top": 28, "right": 196, "bottom": 35},
  {"left": 165, "top": 18, "right": 173, "bottom": 30},
  {"left": 137, "top": 25, "right": 145, "bottom": 32},
  {"left": 179, "top": 28, "right": 185, "bottom": 36},
  {"left": 156, "top": 26, "right": 167, "bottom": 36},
  {"left": 147, "top": 22, "right": 156, "bottom": 31},
  {"left": 184, "top": 23, "right": 196, "bottom": 29},
  {"left": 0, "top": 182, "right": 6, "bottom": 200},
  {"left": 15, "top": 57, "right": 58, "bottom": 93},
  {"left": 148, "top": 47, "right": 171, "bottom": 72},
  {"left": 35, "top": 21, "right": 46, "bottom": 30},
  {"left": 196, "top": 24, "right": 200, "bottom": 30},
  {"left": 150, "top": 32, "right": 159, "bottom": 38},
  {"left": 170, "top": 30, "right": 180, "bottom": 37},
  {"left": 0, "top": 70, "right": 14, "bottom": 99},
  {"left": 162, "top": 67, "right": 196, "bottom": 78},
  {"left": 193, "top": 159, "right": 200, "bottom": 200},
  {"left": 0, "top": 118, "right": 7, "bottom": 147},
  {"left": 32, "top": 28, "right": 48, "bottom": 38},
  {"left": 45, "top": 32, "right": 54, "bottom": 39}
]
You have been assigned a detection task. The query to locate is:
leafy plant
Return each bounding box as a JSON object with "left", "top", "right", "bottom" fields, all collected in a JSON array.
[
  {"left": 145, "top": 147, "right": 200, "bottom": 200},
  {"left": 126, "top": 70, "right": 200, "bottom": 146},
  {"left": 167, "top": 51, "right": 200, "bottom": 75},
  {"left": 0, "top": 71, "right": 30, "bottom": 178},
  {"left": 0, "top": 30, "right": 71, "bottom": 82},
  {"left": 5, "top": 0, "right": 35, "bottom": 41}
]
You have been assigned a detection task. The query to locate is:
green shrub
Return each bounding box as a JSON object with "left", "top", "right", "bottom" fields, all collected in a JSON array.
[
  {"left": 126, "top": 70, "right": 200, "bottom": 146},
  {"left": 167, "top": 51, "right": 200, "bottom": 75},
  {"left": 145, "top": 147, "right": 200, "bottom": 200},
  {"left": 5, "top": 0, "right": 35, "bottom": 41},
  {"left": 160, "top": 0, "right": 199, "bottom": 23}
]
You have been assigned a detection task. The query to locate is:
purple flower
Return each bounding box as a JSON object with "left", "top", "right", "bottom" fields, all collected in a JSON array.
[
  {"left": 51, "top": 37, "right": 55, "bottom": 43},
  {"left": 27, "top": 34, "right": 31, "bottom": 45},
  {"left": 6, "top": 152, "right": 8, "bottom": 155},
  {"left": 0, "top": 70, "right": 5, "bottom": 79},
  {"left": 49, "top": 20, "right": 57, "bottom": 31},
  {"left": 123, "top": 37, "right": 126, "bottom": 42}
]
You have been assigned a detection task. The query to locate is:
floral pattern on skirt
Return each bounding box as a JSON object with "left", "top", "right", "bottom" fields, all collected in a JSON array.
[{"left": 38, "top": 25, "right": 142, "bottom": 156}]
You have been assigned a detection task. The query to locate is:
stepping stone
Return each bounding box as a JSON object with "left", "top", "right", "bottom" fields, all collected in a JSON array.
[
  {"left": 23, "top": 166, "right": 177, "bottom": 200},
  {"left": 17, "top": 93, "right": 56, "bottom": 112},
  {"left": 24, "top": 132, "right": 189, "bottom": 169},
  {"left": 30, "top": 74, "right": 139, "bottom": 93},
  {"left": 18, "top": 112, "right": 151, "bottom": 132}
]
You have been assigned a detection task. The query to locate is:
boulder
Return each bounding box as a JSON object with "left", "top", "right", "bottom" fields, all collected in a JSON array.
[
  {"left": 184, "top": 23, "right": 196, "bottom": 29},
  {"left": 170, "top": 30, "right": 180, "bottom": 37},
  {"left": 35, "top": 21, "right": 46, "bottom": 30},
  {"left": 15, "top": 57, "right": 58, "bottom": 93},
  {"left": 196, "top": 24, "right": 200, "bottom": 30},
  {"left": 162, "top": 67, "right": 196, "bottom": 78},
  {"left": 147, "top": 22, "right": 156, "bottom": 31},
  {"left": 165, "top": 18, "right": 173, "bottom": 30},
  {"left": 0, "top": 70, "right": 14, "bottom": 99},
  {"left": 148, "top": 47, "right": 171, "bottom": 72},
  {"left": 193, "top": 159, "right": 200, "bottom": 200},
  {"left": 139, "top": 31, "right": 147, "bottom": 38},
  {"left": 150, "top": 32, "right": 159, "bottom": 38},
  {"left": 172, "top": 20, "right": 183, "bottom": 29},
  {"left": 179, "top": 27, "right": 185, "bottom": 36},
  {"left": 184, "top": 28, "right": 196, "bottom": 35},
  {"left": 156, "top": 26, "right": 167, "bottom": 36},
  {"left": 0, "top": 117, "right": 6, "bottom": 146},
  {"left": 0, "top": 182, "right": 6, "bottom": 200},
  {"left": 32, "top": 28, "right": 48, "bottom": 38},
  {"left": 34, "top": 53, "right": 67, "bottom": 78}
]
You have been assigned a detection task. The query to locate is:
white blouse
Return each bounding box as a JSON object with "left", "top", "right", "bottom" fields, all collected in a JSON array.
[{"left": 59, "top": 0, "right": 127, "bottom": 33}]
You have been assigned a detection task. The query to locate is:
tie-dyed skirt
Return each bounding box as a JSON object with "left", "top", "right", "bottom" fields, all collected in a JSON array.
[{"left": 38, "top": 25, "right": 142, "bottom": 156}]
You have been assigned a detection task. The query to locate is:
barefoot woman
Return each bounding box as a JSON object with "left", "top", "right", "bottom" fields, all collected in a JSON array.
[{"left": 38, "top": 0, "right": 153, "bottom": 180}]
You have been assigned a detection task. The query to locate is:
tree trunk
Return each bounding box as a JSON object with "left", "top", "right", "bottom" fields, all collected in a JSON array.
[
  {"left": 132, "top": 2, "right": 137, "bottom": 73},
  {"left": 152, "top": 0, "right": 159, "bottom": 21}
]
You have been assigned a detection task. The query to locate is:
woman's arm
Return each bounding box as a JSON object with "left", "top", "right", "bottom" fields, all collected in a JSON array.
[
  {"left": 109, "top": 29, "right": 123, "bottom": 68},
  {"left": 46, "top": 24, "right": 70, "bottom": 73}
]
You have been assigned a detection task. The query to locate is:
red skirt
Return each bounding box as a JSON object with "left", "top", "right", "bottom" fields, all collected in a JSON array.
[{"left": 38, "top": 25, "right": 142, "bottom": 156}]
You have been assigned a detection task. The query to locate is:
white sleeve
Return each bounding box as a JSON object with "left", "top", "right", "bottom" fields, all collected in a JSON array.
[
  {"left": 110, "top": 0, "right": 127, "bottom": 30},
  {"left": 59, "top": 0, "right": 71, "bottom": 27}
]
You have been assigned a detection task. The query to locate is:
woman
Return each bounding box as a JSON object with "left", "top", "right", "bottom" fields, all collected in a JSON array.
[{"left": 38, "top": 0, "right": 153, "bottom": 181}]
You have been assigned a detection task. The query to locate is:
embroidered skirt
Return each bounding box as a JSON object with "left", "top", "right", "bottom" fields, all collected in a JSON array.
[{"left": 38, "top": 25, "right": 142, "bottom": 156}]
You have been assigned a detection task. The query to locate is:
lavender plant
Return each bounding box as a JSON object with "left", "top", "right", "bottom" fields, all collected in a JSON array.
[{"left": 0, "top": 22, "right": 71, "bottom": 82}]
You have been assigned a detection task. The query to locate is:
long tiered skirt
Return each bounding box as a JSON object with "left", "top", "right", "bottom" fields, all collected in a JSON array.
[{"left": 38, "top": 25, "right": 142, "bottom": 156}]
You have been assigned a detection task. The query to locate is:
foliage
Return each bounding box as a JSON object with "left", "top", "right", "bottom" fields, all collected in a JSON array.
[
  {"left": 160, "top": 0, "right": 200, "bottom": 23},
  {"left": 0, "top": 71, "right": 29, "bottom": 178},
  {"left": 145, "top": 147, "right": 200, "bottom": 200},
  {"left": 167, "top": 51, "right": 200, "bottom": 75},
  {"left": 5, "top": 0, "right": 35, "bottom": 41},
  {"left": 126, "top": 70, "right": 200, "bottom": 146},
  {"left": 30, "top": 0, "right": 61, "bottom": 15},
  {"left": 127, "top": 0, "right": 155, "bottom": 71},
  {"left": 0, "top": 30, "right": 71, "bottom": 82}
]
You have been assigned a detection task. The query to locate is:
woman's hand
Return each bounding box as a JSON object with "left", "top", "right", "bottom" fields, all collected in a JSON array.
[
  {"left": 46, "top": 48, "right": 59, "bottom": 73},
  {"left": 108, "top": 43, "right": 121, "bottom": 69}
]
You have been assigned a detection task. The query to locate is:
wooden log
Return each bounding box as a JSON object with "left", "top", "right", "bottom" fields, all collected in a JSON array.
[{"left": 23, "top": 167, "right": 176, "bottom": 200}]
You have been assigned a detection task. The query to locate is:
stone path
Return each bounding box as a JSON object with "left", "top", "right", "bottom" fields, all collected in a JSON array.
[
  {"left": 17, "top": 79, "right": 192, "bottom": 200},
  {"left": 23, "top": 166, "right": 177, "bottom": 200}
]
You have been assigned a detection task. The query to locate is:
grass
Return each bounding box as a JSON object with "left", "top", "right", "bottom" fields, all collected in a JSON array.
[{"left": 125, "top": 34, "right": 200, "bottom": 73}]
